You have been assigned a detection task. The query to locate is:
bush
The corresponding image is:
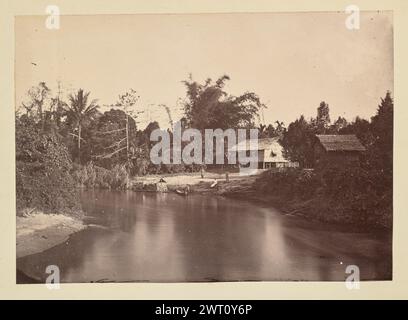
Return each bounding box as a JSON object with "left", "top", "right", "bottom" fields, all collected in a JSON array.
[
  {"left": 256, "top": 168, "right": 320, "bottom": 200},
  {"left": 16, "top": 117, "right": 80, "bottom": 214},
  {"left": 255, "top": 166, "right": 392, "bottom": 229},
  {"left": 109, "top": 164, "right": 129, "bottom": 189},
  {"left": 72, "top": 162, "right": 129, "bottom": 190}
]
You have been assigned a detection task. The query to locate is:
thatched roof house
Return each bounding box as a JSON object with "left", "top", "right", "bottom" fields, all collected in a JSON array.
[
  {"left": 231, "top": 137, "right": 297, "bottom": 169},
  {"left": 315, "top": 135, "right": 366, "bottom": 152},
  {"left": 314, "top": 134, "right": 366, "bottom": 168}
]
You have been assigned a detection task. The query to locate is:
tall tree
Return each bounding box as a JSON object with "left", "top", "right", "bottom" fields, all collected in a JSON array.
[
  {"left": 315, "top": 101, "right": 331, "bottom": 133},
  {"left": 182, "top": 74, "right": 264, "bottom": 130},
  {"left": 331, "top": 116, "right": 348, "bottom": 133},
  {"left": 265, "top": 124, "right": 276, "bottom": 138},
  {"left": 92, "top": 109, "right": 137, "bottom": 169},
  {"left": 48, "top": 82, "right": 68, "bottom": 129},
  {"left": 281, "top": 115, "right": 315, "bottom": 168},
  {"left": 116, "top": 89, "right": 140, "bottom": 161},
  {"left": 370, "top": 91, "right": 393, "bottom": 174},
  {"left": 274, "top": 121, "right": 286, "bottom": 138},
  {"left": 66, "top": 89, "right": 99, "bottom": 163},
  {"left": 21, "top": 82, "right": 50, "bottom": 127}
]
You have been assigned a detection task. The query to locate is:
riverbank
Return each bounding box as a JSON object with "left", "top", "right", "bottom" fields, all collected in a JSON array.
[
  {"left": 16, "top": 211, "right": 86, "bottom": 258},
  {"left": 83, "top": 167, "right": 391, "bottom": 231},
  {"left": 130, "top": 172, "right": 300, "bottom": 212},
  {"left": 220, "top": 169, "right": 392, "bottom": 232},
  {"left": 130, "top": 171, "right": 256, "bottom": 194},
  {"left": 133, "top": 170, "right": 392, "bottom": 232}
]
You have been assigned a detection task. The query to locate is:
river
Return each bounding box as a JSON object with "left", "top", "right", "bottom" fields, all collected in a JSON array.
[{"left": 17, "top": 190, "right": 392, "bottom": 283}]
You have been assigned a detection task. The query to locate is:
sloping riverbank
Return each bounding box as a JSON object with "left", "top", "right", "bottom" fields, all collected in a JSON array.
[
  {"left": 219, "top": 170, "right": 392, "bottom": 232},
  {"left": 17, "top": 212, "right": 86, "bottom": 258}
]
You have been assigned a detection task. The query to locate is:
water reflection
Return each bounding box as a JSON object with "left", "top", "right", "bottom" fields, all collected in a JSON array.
[{"left": 17, "top": 190, "right": 392, "bottom": 283}]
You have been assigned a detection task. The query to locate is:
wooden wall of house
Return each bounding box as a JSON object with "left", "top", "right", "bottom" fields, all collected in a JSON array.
[{"left": 314, "top": 144, "right": 361, "bottom": 169}]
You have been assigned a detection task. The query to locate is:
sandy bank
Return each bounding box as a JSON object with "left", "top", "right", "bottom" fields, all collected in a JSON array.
[{"left": 16, "top": 212, "right": 86, "bottom": 258}]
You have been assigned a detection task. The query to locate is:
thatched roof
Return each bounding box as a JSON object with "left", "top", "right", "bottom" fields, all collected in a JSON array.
[
  {"left": 316, "top": 135, "right": 366, "bottom": 152},
  {"left": 230, "top": 138, "right": 288, "bottom": 162},
  {"left": 231, "top": 137, "right": 279, "bottom": 151}
]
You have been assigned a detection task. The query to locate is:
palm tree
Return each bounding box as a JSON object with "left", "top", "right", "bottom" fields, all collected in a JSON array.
[{"left": 66, "top": 89, "right": 99, "bottom": 163}]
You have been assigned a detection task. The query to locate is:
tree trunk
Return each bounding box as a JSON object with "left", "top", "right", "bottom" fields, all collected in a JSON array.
[
  {"left": 78, "top": 123, "right": 81, "bottom": 163},
  {"left": 39, "top": 101, "right": 45, "bottom": 131},
  {"left": 126, "top": 113, "right": 129, "bottom": 161}
]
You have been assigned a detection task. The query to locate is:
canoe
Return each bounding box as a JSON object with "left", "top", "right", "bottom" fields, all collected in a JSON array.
[{"left": 175, "top": 189, "right": 188, "bottom": 196}]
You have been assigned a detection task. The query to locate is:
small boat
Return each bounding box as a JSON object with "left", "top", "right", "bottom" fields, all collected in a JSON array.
[{"left": 175, "top": 189, "right": 188, "bottom": 196}]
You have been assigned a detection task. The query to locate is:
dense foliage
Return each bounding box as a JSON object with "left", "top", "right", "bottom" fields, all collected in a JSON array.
[
  {"left": 182, "top": 75, "right": 264, "bottom": 130},
  {"left": 16, "top": 78, "right": 393, "bottom": 228},
  {"left": 16, "top": 116, "right": 79, "bottom": 214},
  {"left": 256, "top": 166, "right": 392, "bottom": 228},
  {"left": 16, "top": 76, "right": 263, "bottom": 214},
  {"left": 72, "top": 162, "right": 129, "bottom": 190},
  {"left": 256, "top": 92, "right": 393, "bottom": 229}
]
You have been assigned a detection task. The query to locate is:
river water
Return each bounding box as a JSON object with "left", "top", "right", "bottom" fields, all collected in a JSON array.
[{"left": 17, "top": 190, "right": 392, "bottom": 283}]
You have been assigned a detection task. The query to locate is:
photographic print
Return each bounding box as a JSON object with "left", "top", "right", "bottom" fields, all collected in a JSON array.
[{"left": 15, "top": 11, "right": 393, "bottom": 284}]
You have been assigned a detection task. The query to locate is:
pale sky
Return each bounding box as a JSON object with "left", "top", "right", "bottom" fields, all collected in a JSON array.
[{"left": 15, "top": 12, "right": 393, "bottom": 129}]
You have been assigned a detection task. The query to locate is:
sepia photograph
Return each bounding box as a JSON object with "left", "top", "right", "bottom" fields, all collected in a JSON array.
[{"left": 14, "top": 10, "right": 393, "bottom": 284}]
